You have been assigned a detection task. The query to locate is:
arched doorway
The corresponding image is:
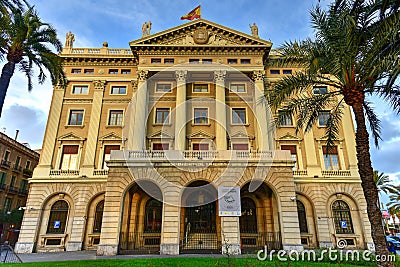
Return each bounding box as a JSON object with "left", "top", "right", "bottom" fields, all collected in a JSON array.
[
  {"left": 180, "top": 181, "right": 220, "bottom": 253},
  {"left": 240, "top": 183, "right": 281, "bottom": 252},
  {"left": 119, "top": 181, "right": 163, "bottom": 254}
]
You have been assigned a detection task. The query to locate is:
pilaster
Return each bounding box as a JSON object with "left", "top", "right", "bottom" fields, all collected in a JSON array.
[
  {"left": 214, "top": 70, "right": 227, "bottom": 150},
  {"left": 174, "top": 70, "right": 187, "bottom": 150},
  {"left": 131, "top": 70, "right": 149, "bottom": 150}
]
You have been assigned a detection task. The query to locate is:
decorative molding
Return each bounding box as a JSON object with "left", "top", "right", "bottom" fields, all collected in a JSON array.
[
  {"left": 63, "top": 99, "right": 93, "bottom": 104},
  {"left": 148, "top": 130, "right": 174, "bottom": 139},
  {"left": 252, "top": 70, "right": 264, "bottom": 82},
  {"left": 57, "top": 132, "right": 86, "bottom": 142},
  {"left": 99, "top": 132, "right": 122, "bottom": 141},
  {"left": 93, "top": 80, "right": 107, "bottom": 91},
  {"left": 214, "top": 70, "right": 226, "bottom": 83},
  {"left": 188, "top": 130, "right": 215, "bottom": 139},
  {"left": 131, "top": 80, "right": 138, "bottom": 92},
  {"left": 103, "top": 99, "right": 131, "bottom": 104},
  {"left": 175, "top": 70, "right": 187, "bottom": 83},
  {"left": 137, "top": 70, "right": 149, "bottom": 82}
]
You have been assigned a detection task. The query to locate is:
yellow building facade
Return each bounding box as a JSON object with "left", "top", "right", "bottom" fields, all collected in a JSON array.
[{"left": 15, "top": 19, "right": 373, "bottom": 255}]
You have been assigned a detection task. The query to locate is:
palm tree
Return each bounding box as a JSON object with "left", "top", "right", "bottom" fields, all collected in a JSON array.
[
  {"left": 267, "top": 1, "right": 400, "bottom": 266},
  {"left": 0, "top": 6, "right": 66, "bottom": 116},
  {"left": 374, "top": 170, "right": 398, "bottom": 203}
]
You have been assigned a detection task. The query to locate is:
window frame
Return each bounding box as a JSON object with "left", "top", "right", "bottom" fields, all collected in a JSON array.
[
  {"left": 67, "top": 109, "right": 85, "bottom": 126},
  {"left": 46, "top": 200, "right": 69, "bottom": 234},
  {"left": 155, "top": 82, "right": 173, "bottom": 93},
  {"left": 318, "top": 111, "right": 330, "bottom": 127},
  {"left": 84, "top": 69, "right": 94, "bottom": 74},
  {"left": 296, "top": 200, "right": 309, "bottom": 233},
  {"left": 71, "top": 85, "right": 89, "bottom": 95},
  {"left": 151, "top": 58, "right": 162, "bottom": 64},
  {"left": 152, "top": 143, "right": 169, "bottom": 151},
  {"left": 229, "top": 83, "right": 247, "bottom": 93},
  {"left": 164, "top": 58, "right": 174, "bottom": 64},
  {"left": 193, "top": 107, "right": 209, "bottom": 125},
  {"left": 322, "top": 145, "right": 340, "bottom": 170},
  {"left": 60, "top": 145, "right": 79, "bottom": 170},
  {"left": 228, "top": 59, "right": 238, "bottom": 64},
  {"left": 110, "top": 85, "right": 127, "bottom": 95},
  {"left": 71, "top": 68, "right": 81, "bottom": 74},
  {"left": 93, "top": 200, "right": 104, "bottom": 233},
  {"left": 154, "top": 107, "right": 171, "bottom": 125},
  {"left": 232, "top": 143, "right": 249, "bottom": 150},
  {"left": 278, "top": 111, "right": 293, "bottom": 127},
  {"left": 121, "top": 69, "right": 131, "bottom": 74},
  {"left": 108, "top": 110, "right": 124, "bottom": 126},
  {"left": 332, "top": 200, "right": 354, "bottom": 234},
  {"left": 108, "top": 69, "right": 119, "bottom": 74},
  {"left": 281, "top": 145, "right": 298, "bottom": 169},
  {"left": 192, "top": 143, "right": 210, "bottom": 151},
  {"left": 103, "top": 145, "right": 120, "bottom": 169},
  {"left": 313, "top": 86, "right": 328, "bottom": 95},
  {"left": 231, "top": 107, "right": 247, "bottom": 125},
  {"left": 270, "top": 69, "right": 280, "bottom": 75},
  {"left": 192, "top": 83, "right": 209, "bottom": 93}
]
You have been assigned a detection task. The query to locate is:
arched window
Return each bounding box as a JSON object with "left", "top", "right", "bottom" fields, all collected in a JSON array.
[
  {"left": 240, "top": 197, "right": 257, "bottom": 233},
  {"left": 296, "top": 200, "right": 308, "bottom": 233},
  {"left": 144, "top": 199, "right": 162, "bottom": 233},
  {"left": 93, "top": 200, "right": 104, "bottom": 233},
  {"left": 47, "top": 200, "right": 69, "bottom": 234},
  {"left": 332, "top": 200, "right": 354, "bottom": 234}
]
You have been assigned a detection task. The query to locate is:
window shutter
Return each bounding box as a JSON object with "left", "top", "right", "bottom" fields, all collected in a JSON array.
[
  {"left": 281, "top": 145, "right": 297, "bottom": 154},
  {"left": 322, "top": 146, "right": 338, "bottom": 154}
]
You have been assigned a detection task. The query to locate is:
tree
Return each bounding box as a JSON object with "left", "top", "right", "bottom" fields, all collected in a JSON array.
[
  {"left": 0, "top": 6, "right": 66, "bottom": 116},
  {"left": 267, "top": 1, "right": 400, "bottom": 266},
  {"left": 374, "top": 170, "right": 398, "bottom": 206}
]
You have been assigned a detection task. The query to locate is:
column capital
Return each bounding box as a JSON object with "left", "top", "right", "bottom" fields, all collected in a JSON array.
[
  {"left": 131, "top": 80, "right": 138, "bottom": 92},
  {"left": 137, "top": 70, "right": 149, "bottom": 82},
  {"left": 93, "top": 80, "right": 107, "bottom": 91},
  {"left": 175, "top": 70, "right": 187, "bottom": 83},
  {"left": 214, "top": 70, "right": 226, "bottom": 83},
  {"left": 252, "top": 70, "right": 265, "bottom": 82}
]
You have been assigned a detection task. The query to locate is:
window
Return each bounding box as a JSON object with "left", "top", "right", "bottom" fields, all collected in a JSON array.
[
  {"left": 332, "top": 200, "right": 354, "bottom": 234},
  {"left": 189, "top": 59, "right": 200, "bottom": 64},
  {"left": 10, "top": 176, "right": 15, "bottom": 188},
  {"left": 270, "top": 69, "right": 280, "bottom": 74},
  {"left": 193, "top": 143, "right": 209, "bottom": 150},
  {"left": 47, "top": 200, "right": 69, "bottom": 234},
  {"left": 72, "top": 85, "right": 89, "bottom": 94},
  {"left": 108, "top": 110, "right": 123, "bottom": 126},
  {"left": 151, "top": 58, "right": 161, "bottom": 64},
  {"left": 144, "top": 199, "right": 162, "bottom": 233},
  {"left": 152, "top": 143, "right": 169, "bottom": 150},
  {"left": 25, "top": 160, "right": 31, "bottom": 169},
  {"left": 110, "top": 86, "right": 127, "bottom": 95},
  {"left": 0, "top": 172, "right": 6, "bottom": 186},
  {"left": 93, "top": 200, "right": 104, "bottom": 233},
  {"left": 232, "top": 144, "right": 249, "bottom": 150},
  {"left": 241, "top": 59, "right": 251, "bottom": 64},
  {"left": 228, "top": 59, "right": 238, "bottom": 64},
  {"left": 194, "top": 108, "right": 208, "bottom": 124},
  {"left": 230, "top": 83, "right": 246, "bottom": 93},
  {"left": 202, "top": 59, "right": 212, "bottom": 64},
  {"left": 313, "top": 86, "right": 327, "bottom": 94},
  {"left": 60, "top": 145, "right": 79, "bottom": 170},
  {"left": 318, "top": 111, "right": 330, "bottom": 126},
  {"left": 155, "top": 108, "right": 170, "bottom": 124},
  {"left": 20, "top": 179, "right": 27, "bottom": 192},
  {"left": 232, "top": 108, "right": 247, "bottom": 124},
  {"left": 121, "top": 69, "right": 131, "bottom": 74},
  {"left": 3, "top": 151, "right": 10, "bottom": 161},
  {"left": 156, "top": 83, "right": 172, "bottom": 93},
  {"left": 323, "top": 146, "right": 339, "bottom": 170},
  {"left": 84, "top": 69, "right": 94, "bottom": 74},
  {"left": 71, "top": 69, "right": 81, "bottom": 74},
  {"left": 283, "top": 69, "right": 292, "bottom": 75},
  {"left": 103, "top": 145, "right": 120, "bottom": 169},
  {"left": 297, "top": 200, "right": 308, "bottom": 233},
  {"left": 15, "top": 156, "right": 21, "bottom": 167},
  {"left": 278, "top": 111, "right": 293, "bottom": 126},
  {"left": 281, "top": 145, "right": 297, "bottom": 169},
  {"left": 108, "top": 69, "right": 118, "bottom": 74},
  {"left": 68, "top": 110, "right": 84, "bottom": 125},
  {"left": 164, "top": 58, "right": 174, "bottom": 64},
  {"left": 193, "top": 84, "right": 208, "bottom": 93},
  {"left": 4, "top": 198, "right": 12, "bottom": 212},
  {"left": 240, "top": 198, "right": 257, "bottom": 233}
]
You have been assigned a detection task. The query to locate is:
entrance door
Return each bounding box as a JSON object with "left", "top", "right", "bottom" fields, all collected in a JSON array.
[{"left": 186, "top": 202, "right": 216, "bottom": 233}]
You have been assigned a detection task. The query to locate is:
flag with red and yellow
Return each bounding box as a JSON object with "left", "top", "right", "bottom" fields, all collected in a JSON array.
[{"left": 181, "top": 5, "right": 201, "bottom": 20}]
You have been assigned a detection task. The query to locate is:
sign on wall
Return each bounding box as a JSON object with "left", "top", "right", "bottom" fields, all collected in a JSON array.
[
  {"left": 54, "top": 220, "right": 61, "bottom": 229},
  {"left": 218, "top": 187, "right": 241, "bottom": 216}
]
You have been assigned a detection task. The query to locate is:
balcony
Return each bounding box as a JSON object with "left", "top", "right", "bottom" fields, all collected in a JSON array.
[
  {"left": 1, "top": 160, "right": 11, "bottom": 168},
  {"left": 293, "top": 170, "right": 308, "bottom": 176},
  {"left": 322, "top": 170, "right": 351, "bottom": 177},
  {"left": 50, "top": 169, "right": 80, "bottom": 177},
  {"left": 13, "top": 164, "right": 22, "bottom": 173},
  {"left": 93, "top": 169, "right": 109, "bottom": 176},
  {"left": 8, "top": 186, "right": 19, "bottom": 194},
  {"left": 23, "top": 168, "right": 33, "bottom": 177},
  {"left": 18, "top": 188, "right": 28, "bottom": 195}
]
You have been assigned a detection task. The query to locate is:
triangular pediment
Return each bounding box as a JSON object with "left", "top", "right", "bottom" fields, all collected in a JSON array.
[
  {"left": 130, "top": 19, "right": 272, "bottom": 47},
  {"left": 276, "top": 132, "right": 302, "bottom": 141},
  {"left": 188, "top": 130, "right": 214, "bottom": 139},
  {"left": 58, "top": 132, "right": 86, "bottom": 141},
  {"left": 148, "top": 130, "right": 174, "bottom": 139},
  {"left": 99, "top": 132, "right": 122, "bottom": 141},
  {"left": 230, "top": 131, "right": 254, "bottom": 139}
]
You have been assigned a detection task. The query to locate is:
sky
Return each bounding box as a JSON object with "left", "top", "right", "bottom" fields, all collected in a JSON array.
[{"left": 0, "top": 0, "right": 399, "bottom": 198}]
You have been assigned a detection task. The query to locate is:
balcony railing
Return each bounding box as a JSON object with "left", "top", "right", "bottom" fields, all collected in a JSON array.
[
  {"left": 93, "top": 169, "right": 109, "bottom": 176},
  {"left": 8, "top": 186, "right": 19, "bottom": 194},
  {"left": 293, "top": 170, "right": 308, "bottom": 176},
  {"left": 1, "top": 160, "right": 11, "bottom": 168},
  {"left": 322, "top": 170, "right": 351, "bottom": 177},
  {"left": 13, "top": 164, "right": 22, "bottom": 173},
  {"left": 23, "top": 168, "right": 33, "bottom": 177},
  {"left": 50, "top": 169, "right": 79, "bottom": 176}
]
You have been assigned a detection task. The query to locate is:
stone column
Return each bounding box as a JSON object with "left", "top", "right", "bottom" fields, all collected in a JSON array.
[
  {"left": 253, "top": 71, "right": 270, "bottom": 150},
  {"left": 131, "top": 70, "right": 149, "bottom": 150},
  {"left": 214, "top": 70, "right": 227, "bottom": 150},
  {"left": 303, "top": 131, "right": 321, "bottom": 177},
  {"left": 81, "top": 80, "right": 106, "bottom": 176},
  {"left": 160, "top": 188, "right": 181, "bottom": 255},
  {"left": 174, "top": 70, "right": 187, "bottom": 150}
]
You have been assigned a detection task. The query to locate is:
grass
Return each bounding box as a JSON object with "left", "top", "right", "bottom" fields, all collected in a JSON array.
[{"left": 1, "top": 257, "right": 383, "bottom": 267}]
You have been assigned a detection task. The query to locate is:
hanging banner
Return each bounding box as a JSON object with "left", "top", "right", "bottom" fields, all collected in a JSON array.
[{"left": 218, "top": 187, "right": 241, "bottom": 216}]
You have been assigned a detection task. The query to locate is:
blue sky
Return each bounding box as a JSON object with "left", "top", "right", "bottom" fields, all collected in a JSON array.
[{"left": 0, "top": 0, "right": 399, "bottom": 197}]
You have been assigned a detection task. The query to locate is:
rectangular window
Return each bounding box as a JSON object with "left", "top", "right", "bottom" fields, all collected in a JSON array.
[
  {"left": 194, "top": 108, "right": 208, "bottom": 124},
  {"left": 240, "top": 59, "right": 251, "bottom": 64},
  {"left": 108, "top": 110, "right": 123, "bottom": 126},
  {"left": 278, "top": 111, "right": 293, "bottom": 126},
  {"left": 202, "top": 59, "right": 212, "bottom": 64},
  {"left": 25, "top": 160, "right": 31, "bottom": 169},
  {"left": 189, "top": 59, "right": 200, "bottom": 64},
  {"left": 151, "top": 58, "right": 162, "bottom": 64},
  {"left": 108, "top": 69, "right": 118, "bottom": 74},
  {"left": 20, "top": 179, "right": 27, "bottom": 191},
  {"left": 232, "top": 144, "right": 249, "bottom": 150},
  {"left": 110, "top": 86, "right": 127, "bottom": 95},
  {"left": 228, "top": 59, "right": 238, "bottom": 64},
  {"left": 10, "top": 176, "right": 15, "bottom": 187},
  {"left": 68, "top": 110, "right": 84, "bottom": 125},
  {"left": 152, "top": 143, "right": 169, "bottom": 150},
  {"left": 4, "top": 150, "right": 10, "bottom": 161},
  {"left": 164, "top": 58, "right": 174, "bottom": 64},
  {"left": 71, "top": 69, "right": 81, "bottom": 74},
  {"left": 281, "top": 145, "right": 298, "bottom": 169},
  {"left": 193, "top": 84, "right": 208, "bottom": 93},
  {"left": 283, "top": 69, "right": 292, "bottom": 75},
  {"left": 4, "top": 198, "right": 12, "bottom": 212},
  {"left": 155, "top": 108, "right": 170, "bottom": 124},
  {"left": 60, "top": 145, "right": 79, "bottom": 170},
  {"left": 318, "top": 111, "right": 330, "bottom": 126},
  {"left": 103, "top": 145, "right": 120, "bottom": 169},
  {"left": 323, "top": 146, "right": 339, "bottom": 170},
  {"left": 15, "top": 156, "right": 21, "bottom": 167},
  {"left": 230, "top": 83, "right": 246, "bottom": 93},
  {"left": 313, "top": 86, "right": 328, "bottom": 94},
  {"left": 0, "top": 172, "right": 6, "bottom": 186},
  {"left": 270, "top": 69, "right": 280, "bottom": 74},
  {"left": 84, "top": 69, "right": 94, "bottom": 74},
  {"left": 72, "top": 85, "right": 89, "bottom": 94},
  {"left": 121, "top": 69, "right": 131, "bottom": 74},
  {"left": 232, "top": 108, "right": 247, "bottom": 124},
  {"left": 193, "top": 144, "right": 209, "bottom": 150},
  {"left": 156, "top": 83, "right": 172, "bottom": 93}
]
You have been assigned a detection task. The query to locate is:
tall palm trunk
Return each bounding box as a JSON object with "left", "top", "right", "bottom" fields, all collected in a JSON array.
[
  {"left": 0, "top": 62, "right": 15, "bottom": 116},
  {"left": 353, "top": 103, "right": 393, "bottom": 267}
]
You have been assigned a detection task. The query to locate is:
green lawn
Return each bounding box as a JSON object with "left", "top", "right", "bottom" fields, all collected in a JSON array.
[{"left": 1, "top": 257, "right": 383, "bottom": 267}]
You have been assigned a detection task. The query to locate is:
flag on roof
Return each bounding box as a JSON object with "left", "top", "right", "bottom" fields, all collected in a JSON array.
[{"left": 181, "top": 5, "right": 201, "bottom": 20}]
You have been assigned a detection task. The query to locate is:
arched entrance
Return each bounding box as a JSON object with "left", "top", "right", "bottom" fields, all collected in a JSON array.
[
  {"left": 180, "top": 181, "right": 221, "bottom": 253},
  {"left": 119, "top": 181, "right": 163, "bottom": 254},
  {"left": 240, "top": 183, "right": 281, "bottom": 252}
]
